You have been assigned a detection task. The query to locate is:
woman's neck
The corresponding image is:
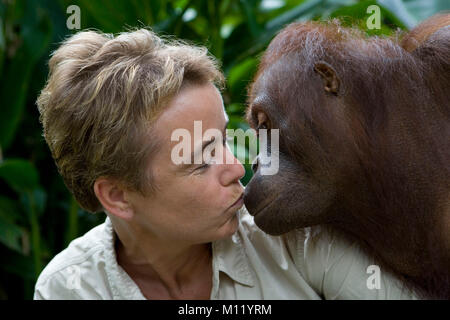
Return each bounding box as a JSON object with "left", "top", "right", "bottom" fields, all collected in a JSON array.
[{"left": 111, "top": 217, "right": 213, "bottom": 299}]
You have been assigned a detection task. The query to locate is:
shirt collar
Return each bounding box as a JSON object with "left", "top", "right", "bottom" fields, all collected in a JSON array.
[
  {"left": 212, "top": 223, "right": 255, "bottom": 287},
  {"left": 102, "top": 212, "right": 255, "bottom": 299},
  {"left": 102, "top": 216, "right": 146, "bottom": 300}
]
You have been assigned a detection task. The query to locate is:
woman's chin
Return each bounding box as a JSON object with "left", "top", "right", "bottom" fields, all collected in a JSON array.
[{"left": 216, "top": 212, "right": 239, "bottom": 240}]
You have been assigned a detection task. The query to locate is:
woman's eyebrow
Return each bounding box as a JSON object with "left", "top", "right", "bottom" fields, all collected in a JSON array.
[
  {"left": 178, "top": 120, "right": 230, "bottom": 171},
  {"left": 191, "top": 136, "right": 216, "bottom": 164},
  {"left": 191, "top": 119, "right": 228, "bottom": 162}
]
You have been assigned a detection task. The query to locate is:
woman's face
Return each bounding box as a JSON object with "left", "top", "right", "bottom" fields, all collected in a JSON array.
[{"left": 127, "top": 83, "right": 246, "bottom": 244}]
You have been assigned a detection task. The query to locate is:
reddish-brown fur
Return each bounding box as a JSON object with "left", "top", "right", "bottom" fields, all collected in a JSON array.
[{"left": 244, "top": 15, "right": 450, "bottom": 299}]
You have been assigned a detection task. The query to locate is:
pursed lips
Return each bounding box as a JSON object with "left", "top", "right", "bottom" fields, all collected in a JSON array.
[{"left": 229, "top": 193, "right": 244, "bottom": 208}]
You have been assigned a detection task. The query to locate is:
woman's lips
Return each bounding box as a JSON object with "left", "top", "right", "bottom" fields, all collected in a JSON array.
[{"left": 230, "top": 193, "right": 244, "bottom": 208}]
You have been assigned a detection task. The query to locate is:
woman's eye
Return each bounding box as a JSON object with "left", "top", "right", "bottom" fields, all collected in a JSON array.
[
  {"left": 196, "top": 163, "right": 210, "bottom": 172},
  {"left": 195, "top": 134, "right": 229, "bottom": 173}
]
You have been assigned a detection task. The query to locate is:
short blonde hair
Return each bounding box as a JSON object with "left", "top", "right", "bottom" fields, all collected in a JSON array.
[{"left": 37, "top": 29, "right": 224, "bottom": 213}]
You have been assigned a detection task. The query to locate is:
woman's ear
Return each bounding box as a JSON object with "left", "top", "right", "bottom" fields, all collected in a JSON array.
[
  {"left": 94, "top": 178, "right": 135, "bottom": 220},
  {"left": 313, "top": 61, "right": 340, "bottom": 95}
]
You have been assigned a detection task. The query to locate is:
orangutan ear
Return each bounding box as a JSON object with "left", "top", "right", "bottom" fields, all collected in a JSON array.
[{"left": 313, "top": 61, "right": 340, "bottom": 95}]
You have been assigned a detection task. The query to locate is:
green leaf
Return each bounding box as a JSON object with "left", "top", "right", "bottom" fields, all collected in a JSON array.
[
  {"left": 239, "top": 0, "right": 261, "bottom": 37},
  {"left": 265, "top": 0, "right": 323, "bottom": 30},
  {"left": 147, "top": 0, "right": 162, "bottom": 23},
  {"left": 225, "top": 0, "right": 324, "bottom": 67},
  {"left": 20, "top": 188, "right": 47, "bottom": 218},
  {"left": 226, "top": 103, "right": 246, "bottom": 115},
  {"left": 0, "top": 249, "right": 36, "bottom": 280},
  {"left": 228, "top": 114, "right": 251, "bottom": 131},
  {"left": 153, "top": 0, "right": 193, "bottom": 33},
  {"left": 73, "top": 0, "right": 152, "bottom": 32},
  {"left": 227, "top": 57, "right": 258, "bottom": 101},
  {"left": 0, "top": 0, "right": 52, "bottom": 150},
  {"left": 0, "top": 195, "right": 28, "bottom": 253},
  {"left": 329, "top": 0, "right": 406, "bottom": 35},
  {"left": 64, "top": 196, "right": 79, "bottom": 247},
  {"left": 0, "top": 215, "right": 24, "bottom": 252},
  {"left": 0, "top": 195, "right": 22, "bottom": 224},
  {"left": 21, "top": 190, "right": 44, "bottom": 277},
  {"left": 241, "top": 163, "right": 254, "bottom": 186},
  {"left": 401, "top": 0, "right": 450, "bottom": 26},
  {"left": 33, "top": 188, "right": 47, "bottom": 216},
  {"left": 377, "top": 0, "right": 417, "bottom": 29},
  {"left": 0, "top": 159, "right": 39, "bottom": 193},
  {"left": 0, "top": 16, "right": 5, "bottom": 76}
]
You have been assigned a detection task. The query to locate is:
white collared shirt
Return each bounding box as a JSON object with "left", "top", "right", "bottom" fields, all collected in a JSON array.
[{"left": 33, "top": 206, "right": 418, "bottom": 300}]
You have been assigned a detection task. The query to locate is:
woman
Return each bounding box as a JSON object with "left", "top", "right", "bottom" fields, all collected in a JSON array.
[{"left": 34, "top": 29, "right": 416, "bottom": 299}]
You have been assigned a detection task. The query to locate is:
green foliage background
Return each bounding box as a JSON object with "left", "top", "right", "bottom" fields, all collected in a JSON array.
[{"left": 0, "top": 0, "right": 448, "bottom": 299}]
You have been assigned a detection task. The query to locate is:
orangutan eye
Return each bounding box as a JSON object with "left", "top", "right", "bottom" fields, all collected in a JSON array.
[{"left": 257, "top": 123, "right": 268, "bottom": 130}]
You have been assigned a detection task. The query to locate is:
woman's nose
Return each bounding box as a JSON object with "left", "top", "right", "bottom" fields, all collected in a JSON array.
[{"left": 222, "top": 145, "right": 245, "bottom": 183}]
